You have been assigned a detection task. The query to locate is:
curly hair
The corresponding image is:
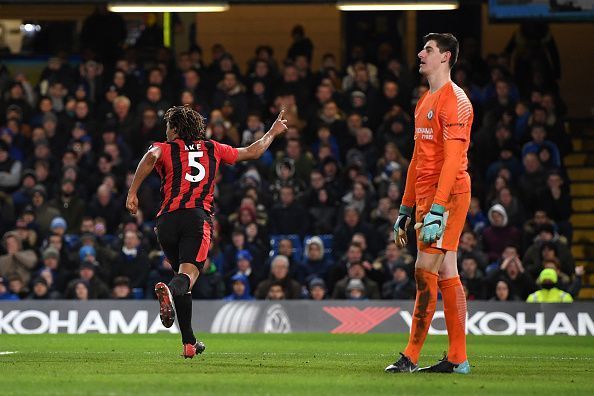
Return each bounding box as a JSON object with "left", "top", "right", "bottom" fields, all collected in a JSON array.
[{"left": 163, "top": 105, "right": 206, "bottom": 141}]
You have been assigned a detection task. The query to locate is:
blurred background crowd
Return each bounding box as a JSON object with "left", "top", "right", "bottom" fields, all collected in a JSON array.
[{"left": 0, "top": 6, "right": 583, "bottom": 303}]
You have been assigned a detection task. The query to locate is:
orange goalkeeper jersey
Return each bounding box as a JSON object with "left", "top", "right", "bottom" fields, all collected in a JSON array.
[{"left": 411, "top": 81, "right": 473, "bottom": 200}]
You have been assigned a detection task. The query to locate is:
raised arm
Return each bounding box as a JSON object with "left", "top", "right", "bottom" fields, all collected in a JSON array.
[
  {"left": 126, "top": 145, "right": 161, "bottom": 214},
  {"left": 236, "top": 110, "right": 288, "bottom": 162}
]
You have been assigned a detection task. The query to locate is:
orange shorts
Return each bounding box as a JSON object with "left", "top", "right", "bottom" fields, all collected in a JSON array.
[{"left": 415, "top": 191, "right": 471, "bottom": 254}]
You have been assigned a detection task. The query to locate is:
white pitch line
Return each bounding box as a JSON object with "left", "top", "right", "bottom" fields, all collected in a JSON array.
[{"left": 0, "top": 351, "right": 17, "bottom": 355}]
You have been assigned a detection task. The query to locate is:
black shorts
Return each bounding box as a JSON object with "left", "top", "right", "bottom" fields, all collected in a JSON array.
[{"left": 155, "top": 207, "right": 213, "bottom": 271}]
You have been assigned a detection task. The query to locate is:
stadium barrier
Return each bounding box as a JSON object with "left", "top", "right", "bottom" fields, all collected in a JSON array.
[{"left": 0, "top": 301, "right": 593, "bottom": 336}]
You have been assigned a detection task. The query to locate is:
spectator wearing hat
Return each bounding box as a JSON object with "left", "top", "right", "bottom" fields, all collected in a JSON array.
[
  {"left": 48, "top": 178, "right": 86, "bottom": 234},
  {"left": 482, "top": 204, "right": 522, "bottom": 263},
  {"left": 30, "top": 185, "right": 60, "bottom": 237},
  {"left": 0, "top": 139, "right": 22, "bottom": 193},
  {"left": 523, "top": 223, "right": 574, "bottom": 278},
  {"left": 0, "top": 276, "right": 19, "bottom": 300},
  {"left": 382, "top": 263, "right": 416, "bottom": 300},
  {"left": 27, "top": 276, "right": 60, "bottom": 299},
  {"left": 35, "top": 246, "right": 67, "bottom": 293},
  {"left": 76, "top": 260, "right": 110, "bottom": 299},
  {"left": 11, "top": 169, "right": 37, "bottom": 212},
  {"left": 332, "top": 260, "right": 380, "bottom": 300},
  {"left": 226, "top": 249, "right": 261, "bottom": 293},
  {"left": 111, "top": 276, "right": 132, "bottom": 299},
  {"left": 0, "top": 231, "right": 37, "bottom": 285},
  {"left": 346, "top": 278, "right": 367, "bottom": 300},
  {"left": 224, "top": 273, "right": 254, "bottom": 301},
  {"left": 255, "top": 255, "right": 301, "bottom": 300},
  {"left": 308, "top": 277, "right": 327, "bottom": 300},
  {"left": 526, "top": 269, "right": 573, "bottom": 303},
  {"left": 542, "top": 258, "right": 583, "bottom": 298},
  {"left": 49, "top": 216, "right": 68, "bottom": 238},
  {"left": 297, "top": 236, "right": 334, "bottom": 284},
  {"left": 222, "top": 229, "right": 263, "bottom": 278}
]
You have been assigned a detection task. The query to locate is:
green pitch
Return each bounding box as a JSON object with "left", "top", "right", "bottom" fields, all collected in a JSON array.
[{"left": 1, "top": 333, "right": 593, "bottom": 395}]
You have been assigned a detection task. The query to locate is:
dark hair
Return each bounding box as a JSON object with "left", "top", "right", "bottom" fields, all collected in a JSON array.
[
  {"left": 423, "top": 33, "right": 459, "bottom": 68},
  {"left": 163, "top": 105, "right": 206, "bottom": 141}
]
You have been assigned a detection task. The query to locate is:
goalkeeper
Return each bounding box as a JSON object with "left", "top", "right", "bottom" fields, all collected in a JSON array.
[{"left": 385, "top": 33, "right": 472, "bottom": 374}]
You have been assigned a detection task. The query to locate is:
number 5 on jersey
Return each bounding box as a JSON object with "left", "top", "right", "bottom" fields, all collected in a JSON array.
[{"left": 185, "top": 151, "right": 206, "bottom": 182}]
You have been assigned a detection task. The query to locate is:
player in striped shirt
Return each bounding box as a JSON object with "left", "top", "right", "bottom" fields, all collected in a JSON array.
[{"left": 126, "top": 106, "right": 287, "bottom": 358}]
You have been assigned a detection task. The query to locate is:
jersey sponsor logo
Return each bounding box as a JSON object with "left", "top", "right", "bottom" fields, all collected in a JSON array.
[
  {"left": 445, "top": 123, "right": 466, "bottom": 127},
  {"left": 427, "top": 109, "right": 434, "bottom": 120},
  {"left": 415, "top": 127, "right": 434, "bottom": 140}
]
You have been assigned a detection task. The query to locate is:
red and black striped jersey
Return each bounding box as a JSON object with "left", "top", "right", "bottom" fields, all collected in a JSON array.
[{"left": 152, "top": 138, "right": 238, "bottom": 217}]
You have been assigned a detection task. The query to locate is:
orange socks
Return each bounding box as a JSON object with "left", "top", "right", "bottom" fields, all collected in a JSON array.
[
  {"left": 403, "top": 269, "right": 438, "bottom": 364},
  {"left": 439, "top": 276, "right": 467, "bottom": 364}
]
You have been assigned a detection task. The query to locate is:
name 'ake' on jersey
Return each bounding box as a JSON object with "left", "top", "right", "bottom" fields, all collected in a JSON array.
[
  {"left": 413, "top": 81, "right": 473, "bottom": 199},
  {"left": 152, "top": 138, "right": 238, "bottom": 217}
]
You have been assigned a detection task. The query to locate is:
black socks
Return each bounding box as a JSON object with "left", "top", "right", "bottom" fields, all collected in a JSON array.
[
  {"left": 168, "top": 273, "right": 190, "bottom": 296},
  {"left": 173, "top": 293, "right": 196, "bottom": 345}
]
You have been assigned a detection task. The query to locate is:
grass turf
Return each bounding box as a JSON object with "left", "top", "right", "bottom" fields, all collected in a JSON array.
[{"left": 1, "top": 333, "right": 593, "bottom": 395}]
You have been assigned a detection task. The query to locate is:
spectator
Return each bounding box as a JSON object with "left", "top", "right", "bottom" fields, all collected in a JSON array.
[
  {"left": 482, "top": 204, "right": 521, "bottom": 264},
  {"left": 111, "top": 276, "right": 132, "bottom": 299},
  {"left": 256, "top": 255, "right": 301, "bottom": 299},
  {"left": 0, "top": 231, "right": 37, "bottom": 285},
  {"left": 224, "top": 273, "right": 254, "bottom": 301},
  {"left": 526, "top": 268, "right": 573, "bottom": 303},
  {"left": 111, "top": 230, "right": 149, "bottom": 290},
  {"left": 287, "top": 25, "right": 314, "bottom": 62},
  {"left": 332, "top": 261, "right": 380, "bottom": 299},
  {"left": 268, "top": 186, "right": 309, "bottom": 237},
  {"left": 0, "top": 140, "right": 22, "bottom": 193},
  {"left": 0, "top": 276, "right": 19, "bottom": 300},
  {"left": 35, "top": 246, "right": 67, "bottom": 293},
  {"left": 49, "top": 178, "right": 86, "bottom": 233},
  {"left": 76, "top": 261, "right": 110, "bottom": 299},
  {"left": 65, "top": 279, "right": 90, "bottom": 300},
  {"left": 308, "top": 277, "right": 327, "bottom": 300},
  {"left": 226, "top": 249, "right": 261, "bottom": 293},
  {"left": 489, "top": 279, "right": 518, "bottom": 301},
  {"left": 28, "top": 276, "right": 60, "bottom": 299},
  {"left": 265, "top": 281, "right": 286, "bottom": 300},
  {"left": 346, "top": 278, "right": 367, "bottom": 300},
  {"left": 487, "top": 250, "right": 535, "bottom": 300},
  {"left": 460, "top": 255, "right": 485, "bottom": 300},
  {"left": 297, "top": 236, "right": 333, "bottom": 284},
  {"left": 382, "top": 263, "right": 415, "bottom": 299},
  {"left": 523, "top": 224, "right": 574, "bottom": 278}
]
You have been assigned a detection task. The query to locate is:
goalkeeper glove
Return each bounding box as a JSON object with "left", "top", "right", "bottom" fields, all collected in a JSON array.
[
  {"left": 419, "top": 203, "right": 445, "bottom": 244},
  {"left": 393, "top": 205, "right": 413, "bottom": 248}
]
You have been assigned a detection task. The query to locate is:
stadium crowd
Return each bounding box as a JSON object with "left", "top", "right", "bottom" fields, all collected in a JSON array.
[{"left": 0, "top": 17, "right": 582, "bottom": 302}]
